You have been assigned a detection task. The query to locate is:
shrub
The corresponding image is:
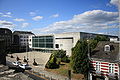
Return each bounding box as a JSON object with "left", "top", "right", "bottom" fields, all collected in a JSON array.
[
  {"left": 61, "top": 56, "right": 70, "bottom": 63},
  {"left": 45, "top": 49, "right": 69, "bottom": 69},
  {"left": 52, "top": 50, "right": 66, "bottom": 58},
  {"left": 45, "top": 56, "right": 59, "bottom": 69}
]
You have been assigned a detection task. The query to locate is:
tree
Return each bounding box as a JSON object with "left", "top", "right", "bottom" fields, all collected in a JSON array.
[
  {"left": 94, "top": 35, "right": 109, "bottom": 42},
  {"left": 71, "top": 40, "right": 89, "bottom": 78}
]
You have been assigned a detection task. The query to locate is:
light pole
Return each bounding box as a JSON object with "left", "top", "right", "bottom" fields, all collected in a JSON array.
[
  {"left": 26, "top": 42, "right": 28, "bottom": 61},
  {"left": 87, "top": 39, "right": 91, "bottom": 80}
]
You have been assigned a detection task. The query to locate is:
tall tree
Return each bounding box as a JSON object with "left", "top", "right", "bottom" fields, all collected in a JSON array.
[{"left": 71, "top": 40, "right": 89, "bottom": 78}]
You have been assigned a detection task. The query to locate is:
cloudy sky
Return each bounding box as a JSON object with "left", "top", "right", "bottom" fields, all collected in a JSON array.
[{"left": 0, "top": 0, "right": 119, "bottom": 35}]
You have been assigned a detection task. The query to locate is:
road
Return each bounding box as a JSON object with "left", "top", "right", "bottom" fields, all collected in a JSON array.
[{"left": 6, "top": 61, "right": 48, "bottom": 80}]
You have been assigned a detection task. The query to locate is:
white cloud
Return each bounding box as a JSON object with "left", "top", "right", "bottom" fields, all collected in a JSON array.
[
  {"left": 1, "top": 15, "right": 12, "bottom": 18},
  {"left": 0, "top": 20, "right": 15, "bottom": 29},
  {"left": 6, "top": 12, "right": 11, "bottom": 15},
  {"left": 50, "top": 14, "right": 59, "bottom": 18},
  {"left": 32, "top": 16, "right": 43, "bottom": 21},
  {"left": 0, "top": 12, "right": 12, "bottom": 18},
  {"left": 14, "top": 18, "right": 25, "bottom": 22},
  {"left": 34, "top": 10, "right": 118, "bottom": 35},
  {"left": 21, "top": 23, "right": 30, "bottom": 28},
  {"left": 0, "top": 20, "right": 13, "bottom": 25},
  {"left": 110, "top": 0, "right": 119, "bottom": 6},
  {"left": 29, "top": 12, "right": 36, "bottom": 16},
  {"left": 0, "top": 13, "right": 3, "bottom": 15}
]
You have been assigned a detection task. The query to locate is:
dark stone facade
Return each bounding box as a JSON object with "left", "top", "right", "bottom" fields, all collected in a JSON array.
[{"left": 0, "top": 28, "right": 12, "bottom": 65}]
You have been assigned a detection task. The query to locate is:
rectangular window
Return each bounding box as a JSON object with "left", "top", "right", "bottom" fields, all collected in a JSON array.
[
  {"left": 55, "top": 44, "right": 59, "bottom": 48},
  {"left": 46, "top": 44, "right": 53, "bottom": 48},
  {"left": 109, "top": 64, "right": 114, "bottom": 73},
  {"left": 96, "top": 62, "right": 100, "bottom": 71},
  {"left": 39, "top": 44, "right": 45, "bottom": 47}
]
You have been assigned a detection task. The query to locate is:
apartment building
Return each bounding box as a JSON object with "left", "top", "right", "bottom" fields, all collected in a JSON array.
[
  {"left": 13, "top": 31, "right": 34, "bottom": 52},
  {"left": 0, "top": 28, "right": 12, "bottom": 65}
]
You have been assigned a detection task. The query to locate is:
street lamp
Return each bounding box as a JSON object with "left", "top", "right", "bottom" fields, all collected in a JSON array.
[
  {"left": 87, "top": 39, "right": 91, "bottom": 80},
  {"left": 26, "top": 42, "right": 29, "bottom": 61},
  {"left": 87, "top": 39, "right": 90, "bottom": 60}
]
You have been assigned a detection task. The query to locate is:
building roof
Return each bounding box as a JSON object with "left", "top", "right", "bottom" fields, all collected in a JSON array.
[
  {"left": 91, "top": 41, "right": 119, "bottom": 63},
  {"left": 0, "top": 28, "right": 12, "bottom": 35},
  {"left": 80, "top": 32, "right": 118, "bottom": 38},
  {"left": 13, "top": 31, "right": 34, "bottom": 35}
]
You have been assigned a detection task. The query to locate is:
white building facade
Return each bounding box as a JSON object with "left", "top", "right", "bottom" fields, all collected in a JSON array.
[
  {"left": 13, "top": 31, "right": 34, "bottom": 52},
  {"left": 29, "top": 32, "right": 118, "bottom": 56}
]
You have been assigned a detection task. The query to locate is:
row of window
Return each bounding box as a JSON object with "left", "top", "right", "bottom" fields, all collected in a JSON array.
[
  {"left": 95, "top": 62, "right": 116, "bottom": 73},
  {"left": 0, "top": 35, "right": 11, "bottom": 37},
  {"left": 32, "top": 39, "right": 53, "bottom": 42},
  {"left": 32, "top": 36, "right": 54, "bottom": 48},
  {"left": 32, "top": 43, "right": 53, "bottom": 48},
  {"left": 20, "top": 35, "right": 29, "bottom": 38},
  {"left": 33, "top": 36, "right": 53, "bottom": 39},
  {"left": 20, "top": 39, "right": 29, "bottom": 42}
]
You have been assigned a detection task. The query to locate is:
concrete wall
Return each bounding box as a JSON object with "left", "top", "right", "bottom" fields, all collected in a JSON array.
[
  {"left": 54, "top": 32, "right": 80, "bottom": 56},
  {"left": 29, "top": 35, "right": 33, "bottom": 48},
  {"left": 55, "top": 39, "right": 73, "bottom": 56}
]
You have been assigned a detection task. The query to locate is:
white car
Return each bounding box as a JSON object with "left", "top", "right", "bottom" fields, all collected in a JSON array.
[
  {"left": 12, "top": 61, "right": 21, "bottom": 66},
  {"left": 19, "top": 64, "right": 31, "bottom": 70}
]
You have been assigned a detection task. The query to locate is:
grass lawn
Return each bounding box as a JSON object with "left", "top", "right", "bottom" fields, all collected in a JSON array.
[{"left": 45, "top": 62, "right": 85, "bottom": 80}]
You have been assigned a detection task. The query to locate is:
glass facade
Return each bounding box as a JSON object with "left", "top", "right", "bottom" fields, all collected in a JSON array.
[{"left": 32, "top": 36, "right": 54, "bottom": 48}]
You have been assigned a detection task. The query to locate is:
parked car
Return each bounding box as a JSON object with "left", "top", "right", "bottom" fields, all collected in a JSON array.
[{"left": 19, "top": 64, "right": 32, "bottom": 70}]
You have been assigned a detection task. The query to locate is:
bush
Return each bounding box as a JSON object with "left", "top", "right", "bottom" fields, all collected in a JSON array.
[
  {"left": 45, "top": 56, "right": 59, "bottom": 69},
  {"left": 61, "top": 56, "right": 70, "bottom": 63},
  {"left": 45, "top": 49, "right": 69, "bottom": 69},
  {"left": 52, "top": 50, "right": 66, "bottom": 58}
]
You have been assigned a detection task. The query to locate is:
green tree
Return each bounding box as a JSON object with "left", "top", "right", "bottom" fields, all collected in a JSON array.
[
  {"left": 94, "top": 35, "right": 109, "bottom": 42},
  {"left": 71, "top": 40, "right": 89, "bottom": 78}
]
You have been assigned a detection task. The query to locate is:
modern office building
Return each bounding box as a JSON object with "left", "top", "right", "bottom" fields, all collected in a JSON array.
[
  {"left": 29, "top": 32, "right": 118, "bottom": 56},
  {"left": 13, "top": 31, "right": 34, "bottom": 52},
  {"left": 0, "top": 28, "right": 12, "bottom": 65},
  {"left": 29, "top": 35, "right": 54, "bottom": 52}
]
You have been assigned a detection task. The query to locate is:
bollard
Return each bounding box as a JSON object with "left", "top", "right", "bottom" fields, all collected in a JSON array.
[
  {"left": 68, "top": 70, "right": 71, "bottom": 80},
  {"left": 50, "top": 77, "right": 52, "bottom": 80},
  {"left": 43, "top": 74, "right": 45, "bottom": 77}
]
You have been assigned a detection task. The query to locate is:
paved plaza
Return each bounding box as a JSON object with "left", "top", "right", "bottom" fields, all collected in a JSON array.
[
  {"left": 7, "top": 51, "right": 51, "bottom": 69},
  {"left": 6, "top": 51, "right": 69, "bottom": 80}
]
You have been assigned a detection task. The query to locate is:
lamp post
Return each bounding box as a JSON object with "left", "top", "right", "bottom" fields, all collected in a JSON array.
[
  {"left": 87, "top": 39, "right": 91, "bottom": 80},
  {"left": 26, "top": 42, "right": 29, "bottom": 61}
]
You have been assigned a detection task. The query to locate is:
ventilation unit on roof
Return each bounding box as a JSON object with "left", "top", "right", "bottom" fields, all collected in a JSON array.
[{"left": 104, "top": 45, "right": 110, "bottom": 52}]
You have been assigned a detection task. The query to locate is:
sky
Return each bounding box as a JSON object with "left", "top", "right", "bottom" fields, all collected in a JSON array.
[{"left": 0, "top": 0, "right": 119, "bottom": 36}]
